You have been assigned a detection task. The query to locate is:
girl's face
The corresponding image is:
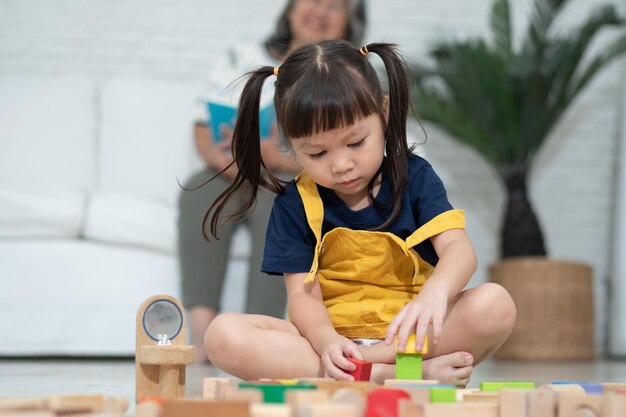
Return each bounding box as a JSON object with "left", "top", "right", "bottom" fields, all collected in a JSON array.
[
  {"left": 288, "top": 0, "right": 349, "bottom": 47},
  {"left": 292, "top": 114, "right": 386, "bottom": 210}
]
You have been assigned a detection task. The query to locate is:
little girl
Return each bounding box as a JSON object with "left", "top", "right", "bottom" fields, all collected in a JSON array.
[{"left": 203, "top": 40, "right": 516, "bottom": 386}]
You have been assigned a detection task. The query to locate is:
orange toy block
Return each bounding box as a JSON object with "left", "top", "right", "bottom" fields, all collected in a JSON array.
[{"left": 343, "top": 357, "right": 373, "bottom": 381}]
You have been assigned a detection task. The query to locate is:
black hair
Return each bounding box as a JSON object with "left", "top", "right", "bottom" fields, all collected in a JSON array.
[
  {"left": 265, "top": 0, "right": 367, "bottom": 56},
  {"left": 205, "top": 40, "right": 412, "bottom": 240}
]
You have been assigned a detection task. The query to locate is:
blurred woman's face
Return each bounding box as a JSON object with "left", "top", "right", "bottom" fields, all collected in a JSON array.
[{"left": 288, "top": 0, "right": 349, "bottom": 46}]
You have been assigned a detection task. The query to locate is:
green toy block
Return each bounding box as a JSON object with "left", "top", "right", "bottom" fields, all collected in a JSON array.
[
  {"left": 396, "top": 353, "right": 422, "bottom": 380},
  {"left": 238, "top": 382, "right": 316, "bottom": 403},
  {"left": 430, "top": 386, "right": 456, "bottom": 403},
  {"left": 480, "top": 381, "right": 536, "bottom": 392}
]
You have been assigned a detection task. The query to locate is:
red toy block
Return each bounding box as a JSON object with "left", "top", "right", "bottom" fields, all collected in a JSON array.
[
  {"left": 364, "top": 388, "right": 411, "bottom": 417},
  {"left": 344, "top": 357, "right": 373, "bottom": 382}
]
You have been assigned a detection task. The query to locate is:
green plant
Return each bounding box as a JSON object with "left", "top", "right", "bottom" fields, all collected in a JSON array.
[{"left": 412, "top": 0, "right": 626, "bottom": 258}]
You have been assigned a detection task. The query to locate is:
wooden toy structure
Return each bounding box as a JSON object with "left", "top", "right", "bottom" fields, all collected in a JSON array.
[{"left": 135, "top": 295, "right": 195, "bottom": 401}]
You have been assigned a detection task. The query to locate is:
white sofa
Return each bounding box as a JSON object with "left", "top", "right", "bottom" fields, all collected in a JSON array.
[{"left": 0, "top": 75, "right": 249, "bottom": 356}]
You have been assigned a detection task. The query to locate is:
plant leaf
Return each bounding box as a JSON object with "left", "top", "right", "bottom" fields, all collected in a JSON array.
[{"left": 490, "top": 0, "right": 513, "bottom": 62}]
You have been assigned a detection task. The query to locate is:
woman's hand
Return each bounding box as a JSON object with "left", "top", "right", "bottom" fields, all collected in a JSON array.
[
  {"left": 195, "top": 123, "right": 238, "bottom": 180},
  {"left": 384, "top": 283, "right": 450, "bottom": 353},
  {"left": 319, "top": 333, "right": 365, "bottom": 381},
  {"left": 260, "top": 124, "right": 300, "bottom": 174}
]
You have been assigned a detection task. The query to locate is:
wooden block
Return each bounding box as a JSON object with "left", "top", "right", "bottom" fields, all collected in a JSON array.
[
  {"left": 603, "top": 393, "right": 626, "bottom": 417},
  {"left": 602, "top": 383, "right": 626, "bottom": 394},
  {"left": 540, "top": 384, "right": 586, "bottom": 395},
  {"left": 250, "top": 403, "right": 292, "bottom": 417},
  {"left": 330, "top": 388, "right": 366, "bottom": 416},
  {"left": 480, "top": 381, "right": 536, "bottom": 391},
  {"left": 297, "top": 403, "right": 360, "bottom": 417},
  {"left": 343, "top": 357, "right": 373, "bottom": 381},
  {"left": 47, "top": 394, "right": 105, "bottom": 413},
  {"left": 557, "top": 393, "right": 603, "bottom": 417},
  {"left": 463, "top": 391, "right": 499, "bottom": 403},
  {"left": 160, "top": 398, "right": 250, "bottom": 417},
  {"left": 396, "top": 354, "right": 422, "bottom": 380},
  {"left": 203, "top": 378, "right": 235, "bottom": 400},
  {"left": 397, "top": 335, "right": 429, "bottom": 354},
  {"left": 430, "top": 387, "right": 456, "bottom": 403},
  {"left": 222, "top": 387, "right": 263, "bottom": 403},
  {"left": 384, "top": 380, "right": 439, "bottom": 387},
  {"left": 133, "top": 401, "right": 162, "bottom": 417},
  {"left": 527, "top": 389, "right": 557, "bottom": 417},
  {"left": 403, "top": 388, "right": 431, "bottom": 404},
  {"left": 103, "top": 396, "right": 130, "bottom": 413},
  {"left": 456, "top": 388, "right": 478, "bottom": 402},
  {"left": 286, "top": 389, "right": 330, "bottom": 408},
  {"left": 138, "top": 345, "right": 195, "bottom": 365},
  {"left": 0, "top": 396, "right": 48, "bottom": 411},
  {"left": 420, "top": 402, "right": 498, "bottom": 417},
  {"left": 498, "top": 389, "right": 533, "bottom": 417},
  {"left": 399, "top": 399, "right": 421, "bottom": 417}
]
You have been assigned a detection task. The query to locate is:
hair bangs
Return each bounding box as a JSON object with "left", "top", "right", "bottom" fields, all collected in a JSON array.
[{"left": 278, "top": 66, "right": 380, "bottom": 140}]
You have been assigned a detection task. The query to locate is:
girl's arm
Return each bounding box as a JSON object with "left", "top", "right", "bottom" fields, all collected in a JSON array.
[
  {"left": 285, "top": 272, "right": 365, "bottom": 380},
  {"left": 385, "top": 228, "right": 477, "bottom": 352}
]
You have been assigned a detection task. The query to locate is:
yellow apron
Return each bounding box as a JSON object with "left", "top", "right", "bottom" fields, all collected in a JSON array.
[{"left": 296, "top": 171, "right": 465, "bottom": 339}]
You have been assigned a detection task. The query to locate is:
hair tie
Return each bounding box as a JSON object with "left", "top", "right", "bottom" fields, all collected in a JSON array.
[
  {"left": 274, "top": 66, "right": 279, "bottom": 77},
  {"left": 359, "top": 46, "right": 369, "bottom": 56}
]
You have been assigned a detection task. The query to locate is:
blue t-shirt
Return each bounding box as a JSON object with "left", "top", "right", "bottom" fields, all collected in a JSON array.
[{"left": 261, "top": 154, "right": 454, "bottom": 276}]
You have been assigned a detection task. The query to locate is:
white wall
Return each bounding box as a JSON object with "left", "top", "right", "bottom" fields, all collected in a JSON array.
[{"left": 0, "top": 0, "right": 624, "bottom": 353}]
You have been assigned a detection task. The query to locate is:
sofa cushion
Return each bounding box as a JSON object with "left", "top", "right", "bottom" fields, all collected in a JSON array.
[
  {"left": 85, "top": 77, "right": 203, "bottom": 251},
  {"left": 0, "top": 75, "right": 96, "bottom": 237},
  {"left": 84, "top": 193, "right": 176, "bottom": 252},
  {"left": 0, "top": 187, "right": 85, "bottom": 237}
]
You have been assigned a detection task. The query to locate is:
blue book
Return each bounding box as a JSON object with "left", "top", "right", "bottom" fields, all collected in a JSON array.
[{"left": 206, "top": 100, "right": 276, "bottom": 142}]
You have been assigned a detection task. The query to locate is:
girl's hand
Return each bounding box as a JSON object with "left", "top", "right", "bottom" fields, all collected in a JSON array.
[
  {"left": 320, "top": 334, "right": 365, "bottom": 381},
  {"left": 384, "top": 284, "right": 449, "bottom": 353}
]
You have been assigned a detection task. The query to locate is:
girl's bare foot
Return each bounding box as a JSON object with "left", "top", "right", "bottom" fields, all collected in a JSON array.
[
  {"left": 369, "top": 351, "right": 473, "bottom": 386},
  {"left": 423, "top": 351, "right": 474, "bottom": 387}
]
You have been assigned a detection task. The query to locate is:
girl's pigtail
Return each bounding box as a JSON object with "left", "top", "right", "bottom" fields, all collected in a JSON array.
[
  {"left": 203, "top": 66, "right": 284, "bottom": 240},
  {"left": 365, "top": 43, "right": 412, "bottom": 231}
]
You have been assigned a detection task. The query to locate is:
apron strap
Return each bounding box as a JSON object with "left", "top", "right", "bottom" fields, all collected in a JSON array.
[
  {"left": 295, "top": 171, "right": 324, "bottom": 241},
  {"left": 405, "top": 209, "right": 466, "bottom": 248},
  {"left": 295, "top": 171, "right": 324, "bottom": 283}
]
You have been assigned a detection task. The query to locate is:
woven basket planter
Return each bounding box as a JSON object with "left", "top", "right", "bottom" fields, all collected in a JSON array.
[{"left": 490, "top": 257, "right": 594, "bottom": 360}]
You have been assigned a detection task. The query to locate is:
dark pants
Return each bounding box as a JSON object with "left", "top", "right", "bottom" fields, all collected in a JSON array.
[{"left": 177, "top": 169, "right": 287, "bottom": 318}]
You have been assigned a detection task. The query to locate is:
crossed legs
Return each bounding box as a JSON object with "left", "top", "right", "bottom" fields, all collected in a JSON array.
[{"left": 205, "top": 282, "right": 516, "bottom": 386}]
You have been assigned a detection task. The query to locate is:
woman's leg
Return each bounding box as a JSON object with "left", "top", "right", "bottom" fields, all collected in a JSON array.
[
  {"left": 245, "top": 189, "right": 287, "bottom": 318},
  {"left": 361, "top": 282, "right": 517, "bottom": 385},
  {"left": 178, "top": 169, "right": 236, "bottom": 362},
  {"left": 205, "top": 313, "right": 324, "bottom": 380}
]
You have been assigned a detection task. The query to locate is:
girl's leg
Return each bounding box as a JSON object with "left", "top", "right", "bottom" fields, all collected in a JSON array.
[
  {"left": 361, "top": 282, "right": 516, "bottom": 385},
  {"left": 205, "top": 313, "right": 324, "bottom": 380}
]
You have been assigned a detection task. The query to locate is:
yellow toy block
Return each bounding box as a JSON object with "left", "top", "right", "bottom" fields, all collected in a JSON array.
[{"left": 396, "top": 334, "right": 429, "bottom": 354}]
